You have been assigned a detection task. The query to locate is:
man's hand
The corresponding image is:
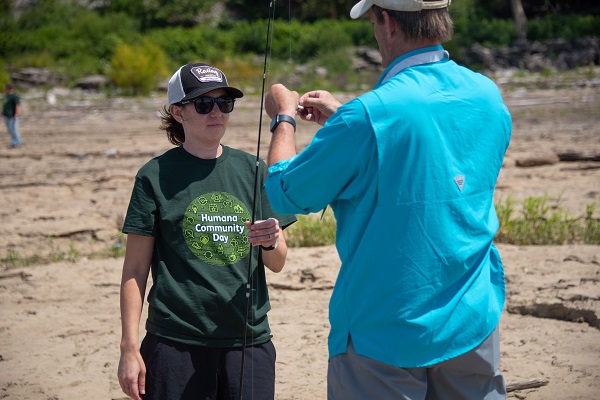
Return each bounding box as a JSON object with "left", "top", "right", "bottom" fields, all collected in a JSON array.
[
  {"left": 298, "top": 90, "right": 342, "bottom": 126},
  {"left": 265, "top": 84, "right": 300, "bottom": 119}
]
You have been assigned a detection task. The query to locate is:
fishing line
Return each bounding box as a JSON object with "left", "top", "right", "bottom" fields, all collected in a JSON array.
[{"left": 238, "top": 1, "right": 276, "bottom": 399}]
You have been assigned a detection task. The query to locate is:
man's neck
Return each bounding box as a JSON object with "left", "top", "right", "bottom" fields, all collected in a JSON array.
[{"left": 386, "top": 38, "right": 441, "bottom": 67}]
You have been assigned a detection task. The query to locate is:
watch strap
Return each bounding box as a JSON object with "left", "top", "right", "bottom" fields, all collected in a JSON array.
[
  {"left": 270, "top": 114, "right": 296, "bottom": 133},
  {"left": 260, "top": 237, "right": 279, "bottom": 251}
]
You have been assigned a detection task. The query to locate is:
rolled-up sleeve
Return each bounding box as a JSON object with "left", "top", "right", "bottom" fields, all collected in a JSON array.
[
  {"left": 265, "top": 101, "right": 374, "bottom": 215},
  {"left": 265, "top": 157, "right": 306, "bottom": 214}
]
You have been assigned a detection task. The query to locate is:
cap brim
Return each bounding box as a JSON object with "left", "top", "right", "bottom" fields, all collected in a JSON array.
[
  {"left": 350, "top": 0, "right": 373, "bottom": 19},
  {"left": 181, "top": 85, "right": 244, "bottom": 103}
]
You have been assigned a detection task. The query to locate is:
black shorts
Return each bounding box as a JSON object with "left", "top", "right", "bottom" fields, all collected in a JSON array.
[{"left": 140, "top": 332, "right": 276, "bottom": 400}]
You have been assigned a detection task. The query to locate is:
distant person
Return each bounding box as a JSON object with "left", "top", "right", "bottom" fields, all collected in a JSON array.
[
  {"left": 117, "top": 62, "right": 296, "bottom": 400},
  {"left": 264, "top": 0, "right": 512, "bottom": 399},
  {"left": 3, "top": 83, "right": 22, "bottom": 148}
]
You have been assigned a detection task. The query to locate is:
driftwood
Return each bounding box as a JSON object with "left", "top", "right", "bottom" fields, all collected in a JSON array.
[
  {"left": 561, "top": 164, "right": 600, "bottom": 171},
  {"left": 516, "top": 154, "right": 560, "bottom": 167},
  {"left": 0, "top": 270, "right": 32, "bottom": 281},
  {"left": 515, "top": 152, "right": 600, "bottom": 168},
  {"left": 506, "top": 378, "right": 550, "bottom": 392},
  {"left": 557, "top": 152, "right": 600, "bottom": 162}
]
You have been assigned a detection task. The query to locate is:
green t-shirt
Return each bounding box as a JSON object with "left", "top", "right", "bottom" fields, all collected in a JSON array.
[
  {"left": 2, "top": 93, "right": 20, "bottom": 118},
  {"left": 123, "top": 145, "right": 296, "bottom": 347}
]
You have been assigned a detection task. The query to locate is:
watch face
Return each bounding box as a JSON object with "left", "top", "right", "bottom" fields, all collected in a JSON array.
[{"left": 270, "top": 117, "right": 278, "bottom": 133}]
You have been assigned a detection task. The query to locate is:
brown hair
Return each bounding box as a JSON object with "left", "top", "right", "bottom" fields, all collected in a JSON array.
[
  {"left": 373, "top": 5, "right": 453, "bottom": 42},
  {"left": 159, "top": 105, "right": 185, "bottom": 146}
]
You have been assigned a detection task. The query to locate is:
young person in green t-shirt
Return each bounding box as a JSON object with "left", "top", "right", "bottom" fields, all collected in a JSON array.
[{"left": 117, "top": 63, "right": 296, "bottom": 400}]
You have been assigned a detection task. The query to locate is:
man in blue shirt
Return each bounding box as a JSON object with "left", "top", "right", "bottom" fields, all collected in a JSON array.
[{"left": 264, "top": 0, "right": 512, "bottom": 399}]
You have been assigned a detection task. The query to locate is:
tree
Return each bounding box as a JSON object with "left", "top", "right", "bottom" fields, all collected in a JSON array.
[{"left": 510, "top": 0, "right": 527, "bottom": 43}]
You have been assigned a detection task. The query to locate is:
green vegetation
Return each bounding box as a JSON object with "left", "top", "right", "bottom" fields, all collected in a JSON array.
[
  {"left": 1, "top": 196, "right": 598, "bottom": 269},
  {"left": 109, "top": 231, "right": 127, "bottom": 258},
  {"left": 0, "top": 229, "right": 127, "bottom": 269},
  {"left": 109, "top": 39, "right": 169, "bottom": 95},
  {"left": 286, "top": 208, "right": 337, "bottom": 248},
  {"left": 284, "top": 196, "right": 600, "bottom": 248},
  {"left": 495, "top": 197, "right": 600, "bottom": 245},
  {"left": 1, "top": 237, "right": 80, "bottom": 268},
  {"left": 1, "top": 0, "right": 598, "bottom": 91}
]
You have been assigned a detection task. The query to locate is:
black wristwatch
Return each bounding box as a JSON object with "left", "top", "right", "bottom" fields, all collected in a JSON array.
[
  {"left": 260, "top": 237, "right": 279, "bottom": 251},
  {"left": 270, "top": 114, "right": 296, "bottom": 133}
]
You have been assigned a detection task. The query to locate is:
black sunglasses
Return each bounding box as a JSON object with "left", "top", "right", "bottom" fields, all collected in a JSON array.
[{"left": 181, "top": 96, "right": 236, "bottom": 114}]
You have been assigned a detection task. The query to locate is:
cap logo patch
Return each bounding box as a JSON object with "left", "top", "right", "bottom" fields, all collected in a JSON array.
[{"left": 190, "top": 66, "right": 224, "bottom": 83}]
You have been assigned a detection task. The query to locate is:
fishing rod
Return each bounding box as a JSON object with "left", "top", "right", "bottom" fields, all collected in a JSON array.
[{"left": 238, "top": 1, "right": 276, "bottom": 399}]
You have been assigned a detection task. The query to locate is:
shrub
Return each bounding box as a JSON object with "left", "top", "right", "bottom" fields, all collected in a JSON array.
[
  {"left": 463, "top": 18, "right": 516, "bottom": 47},
  {"left": 583, "top": 204, "right": 600, "bottom": 244},
  {"left": 5, "top": 4, "right": 140, "bottom": 78},
  {"left": 495, "top": 196, "right": 600, "bottom": 245},
  {"left": 2, "top": 1, "right": 599, "bottom": 91},
  {"left": 284, "top": 196, "right": 600, "bottom": 248},
  {"left": 294, "top": 20, "right": 353, "bottom": 63},
  {"left": 109, "top": 39, "right": 169, "bottom": 94},
  {"left": 286, "top": 208, "right": 336, "bottom": 247},
  {"left": 304, "top": 47, "right": 356, "bottom": 91},
  {"left": 340, "top": 19, "right": 377, "bottom": 47},
  {"left": 0, "top": 60, "right": 9, "bottom": 87},
  {"left": 528, "top": 14, "right": 600, "bottom": 41},
  {"left": 148, "top": 26, "right": 237, "bottom": 67},
  {"left": 215, "top": 57, "right": 265, "bottom": 91},
  {"left": 231, "top": 19, "right": 273, "bottom": 55},
  {"left": 109, "top": 231, "right": 127, "bottom": 258}
]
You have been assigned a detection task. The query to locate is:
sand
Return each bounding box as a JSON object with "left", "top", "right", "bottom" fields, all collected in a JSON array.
[{"left": 0, "top": 78, "right": 599, "bottom": 399}]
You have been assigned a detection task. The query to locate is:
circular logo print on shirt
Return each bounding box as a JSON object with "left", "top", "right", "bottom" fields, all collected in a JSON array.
[{"left": 182, "top": 192, "right": 251, "bottom": 266}]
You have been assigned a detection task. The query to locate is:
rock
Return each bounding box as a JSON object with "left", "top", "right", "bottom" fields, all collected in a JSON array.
[
  {"left": 11, "top": 67, "right": 67, "bottom": 89},
  {"left": 464, "top": 43, "right": 496, "bottom": 70},
  {"left": 75, "top": 75, "right": 110, "bottom": 90},
  {"left": 460, "top": 36, "right": 599, "bottom": 74},
  {"left": 157, "top": 77, "right": 169, "bottom": 92},
  {"left": 46, "top": 92, "right": 57, "bottom": 105},
  {"left": 515, "top": 154, "right": 561, "bottom": 167},
  {"left": 354, "top": 46, "right": 383, "bottom": 69}
]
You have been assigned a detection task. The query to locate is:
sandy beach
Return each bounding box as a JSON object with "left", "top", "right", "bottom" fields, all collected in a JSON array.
[{"left": 0, "top": 76, "right": 599, "bottom": 399}]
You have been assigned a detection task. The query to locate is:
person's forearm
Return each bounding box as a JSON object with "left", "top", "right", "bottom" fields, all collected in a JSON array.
[
  {"left": 262, "top": 238, "right": 288, "bottom": 273},
  {"left": 120, "top": 275, "right": 147, "bottom": 351},
  {"left": 267, "top": 122, "right": 297, "bottom": 167},
  {"left": 119, "top": 234, "right": 154, "bottom": 350}
]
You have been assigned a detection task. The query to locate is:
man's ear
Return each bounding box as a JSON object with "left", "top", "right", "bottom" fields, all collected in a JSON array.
[{"left": 382, "top": 10, "right": 398, "bottom": 38}]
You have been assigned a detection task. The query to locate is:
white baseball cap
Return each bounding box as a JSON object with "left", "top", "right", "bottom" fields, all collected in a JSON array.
[{"left": 350, "top": 0, "right": 451, "bottom": 19}]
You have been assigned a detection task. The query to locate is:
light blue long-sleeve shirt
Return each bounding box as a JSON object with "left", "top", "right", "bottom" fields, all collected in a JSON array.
[{"left": 265, "top": 46, "right": 512, "bottom": 367}]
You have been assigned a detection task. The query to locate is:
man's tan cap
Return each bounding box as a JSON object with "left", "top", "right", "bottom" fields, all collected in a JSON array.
[{"left": 350, "top": 0, "right": 451, "bottom": 19}]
